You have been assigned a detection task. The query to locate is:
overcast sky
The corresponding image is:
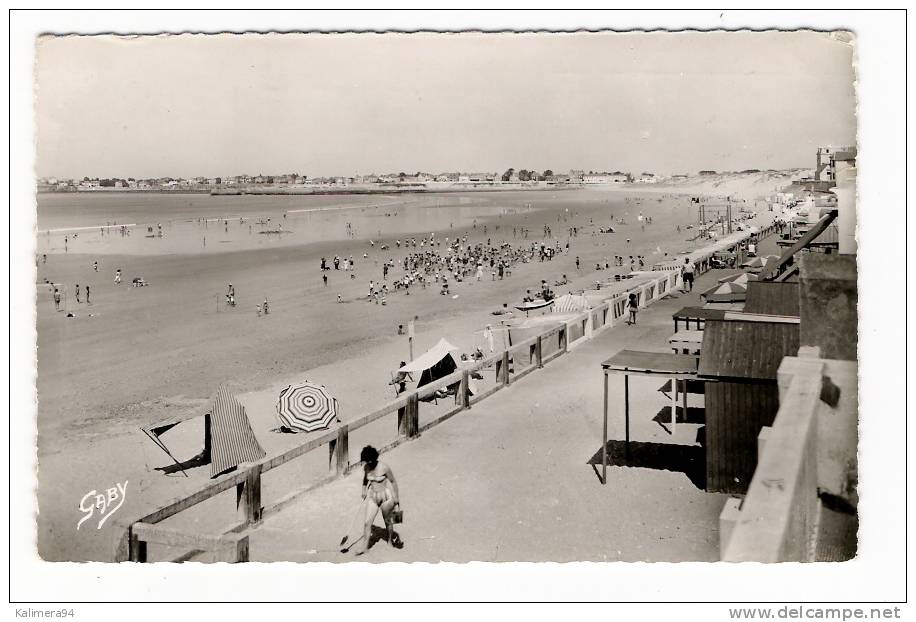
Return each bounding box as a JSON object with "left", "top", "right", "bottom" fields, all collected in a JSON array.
[{"left": 34, "top": 31, "right": 856, "bottom": 179}]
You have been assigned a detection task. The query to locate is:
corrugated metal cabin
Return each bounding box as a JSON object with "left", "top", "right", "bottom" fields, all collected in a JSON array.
[{"left": 698, "top": 318, "right": 800, "bottom": 494}]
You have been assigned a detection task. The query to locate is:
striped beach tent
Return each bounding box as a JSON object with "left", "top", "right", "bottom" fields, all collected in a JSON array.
[
  {"left": 142, "top": 385, "right": 266, "bottom": 478},
  {"left": 552, "top": 293, "right": 590, "bottom": 313}
]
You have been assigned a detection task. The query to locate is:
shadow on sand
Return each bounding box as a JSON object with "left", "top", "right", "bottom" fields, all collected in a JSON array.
[
  {"left": 362, "top": 525, "right": 405, "bottom": 553},
  {"left": 652, "top": 405, "right": 706, "bottom": 434},
  {"left": 587, "top": 439, "right": 706, "bottom": 490}
]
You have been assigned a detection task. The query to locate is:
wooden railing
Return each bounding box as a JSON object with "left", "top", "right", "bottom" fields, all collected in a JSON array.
[
  {"left": 116, "top": 322, "right": 571, "bottom": 562},
  {"left": 116, "top": 268, "right": 687, "bottom": 562}
]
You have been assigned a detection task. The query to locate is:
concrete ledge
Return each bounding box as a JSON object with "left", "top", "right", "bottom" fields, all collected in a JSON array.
[
  {"left": 724, "top": 361, "right": 823, "bottom": 562},
  {"left": 719, "top": 497, "right": 743, "bottom": 556}
]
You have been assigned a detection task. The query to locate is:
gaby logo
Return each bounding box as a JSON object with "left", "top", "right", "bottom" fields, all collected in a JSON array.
[{"left": 77, "top": 480, "right": 128, "bottom": 530}]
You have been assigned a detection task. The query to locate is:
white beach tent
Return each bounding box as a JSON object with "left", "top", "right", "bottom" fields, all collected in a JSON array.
[{"left": 400, "top": 338, "right": 461, "bottom": 387}]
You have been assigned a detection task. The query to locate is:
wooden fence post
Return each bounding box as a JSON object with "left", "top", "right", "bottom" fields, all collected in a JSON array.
[
  {"left": 329, "top": 424, "right": 349, "bottom": 475},
  {"left": 398, "top": 400, "right": 408, "bottom": 438},
  {"left": 560, "top": 326, "right": 568, "bottom": 353},
  {"left": 129, "top": 527, "right": 148, "bottom": 563},
  {"left": 236, "top": 463, "right": 262, "bottom": 525},
  {"left": 407, "top": 393, "right": 419, "bottom": 437},
  {"left": 399, "top": 393, "right": 419, "bottom": 438},
  {"left": 460, "top": 370, "right": 471, "bottom": 409},
  {"left": 234, "top": 535, "right": 250, "bottom": 563},
  {"left": 535, "top": 336, "right": 543, "bottom": 368},
  {"left": 501, "top": 350, "right": 511, "bottom": 386}
]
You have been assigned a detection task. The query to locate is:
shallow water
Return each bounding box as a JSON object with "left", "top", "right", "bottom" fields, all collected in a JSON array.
[{"left": 36, "top": 191, "right": 555, "bottom": 256}]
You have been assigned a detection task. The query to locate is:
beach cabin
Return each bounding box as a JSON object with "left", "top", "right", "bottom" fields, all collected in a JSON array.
[{"left": 697, "top": 316, "right": 800, "bottom": 494}]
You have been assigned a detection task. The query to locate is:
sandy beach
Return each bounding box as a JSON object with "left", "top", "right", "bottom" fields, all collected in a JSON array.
[{"left": 35, "top": 181, "right": 779, "bottom": 561}]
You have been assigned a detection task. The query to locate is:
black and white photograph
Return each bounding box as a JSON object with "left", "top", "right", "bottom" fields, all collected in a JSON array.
[{"left": 7, "top": 8, "right": 909, "bottom": 613}]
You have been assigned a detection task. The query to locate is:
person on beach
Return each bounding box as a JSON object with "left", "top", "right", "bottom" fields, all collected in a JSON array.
[
  {"left": 92, "top": 261, "right": 98, "bottom": 272},
  {"left": 392, "top": 361, "right": 408, "bottom": 394},
  {"left": 53, "top": 287, "right": 61, "bottom": 311},
  {"left": 85, "top": 285, "right": 90, "bottom": 304},
  {"left": 115, "top": 269, "right": 121, "bottom": 285},
  {"left": 354, "top": 445, "right": 402, "bottom": 555},
  {"left": 627, "top": 293, "right": 638, "bottom": 325},
  {"left": 323, "top": 273, "right": 328, "bottom": 287},
  {"left": 576, "top": 256, "right": 580, "bottom": 271},
  {"left": 74, "top": 284, "right": 81, "bottom": 303},
  {"left": 263, "top": 298, "right": 269, "bottom": 315},
  {"left": 682, "top": 258, "right": 695, "bottom": 292}
]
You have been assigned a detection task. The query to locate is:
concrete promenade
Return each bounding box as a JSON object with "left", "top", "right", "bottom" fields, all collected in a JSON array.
[{"left": 246, "top": 255, "right": 759, "bottom": 563}]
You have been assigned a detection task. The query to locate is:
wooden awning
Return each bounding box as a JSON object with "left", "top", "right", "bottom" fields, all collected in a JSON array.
[{"left": 601, "top": 349, "right": 699, "bottom": 376}]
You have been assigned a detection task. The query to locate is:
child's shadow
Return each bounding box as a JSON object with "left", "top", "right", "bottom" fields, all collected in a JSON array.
[{"left": 366, "top": 525, "right": 405, "bottom": 551}]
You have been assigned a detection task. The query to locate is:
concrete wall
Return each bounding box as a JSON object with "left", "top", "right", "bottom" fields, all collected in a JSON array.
[
  {"left": 799, "top": 254, "right": 857, "bottom": 361},
  {"left": 834, "top": 164, "right": 857, "bottom": 254},
  {"left": 779, "top": 355, "right": 858, "bottom": 507},
  {"left": 722, "top": 359, "right": 823, "bottom": 562},
  {"left": 723, "top": 354, "right": 858, "bottom": 561}
]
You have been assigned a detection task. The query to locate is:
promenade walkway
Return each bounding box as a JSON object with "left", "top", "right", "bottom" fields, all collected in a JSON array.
[{"left": 246, "top": 251, "right": 766, "bottom": 562}]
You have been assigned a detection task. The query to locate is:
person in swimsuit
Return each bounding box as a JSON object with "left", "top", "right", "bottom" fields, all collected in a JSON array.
[{"left": 355, "top": 445, "right": 401, "bottom": 554}]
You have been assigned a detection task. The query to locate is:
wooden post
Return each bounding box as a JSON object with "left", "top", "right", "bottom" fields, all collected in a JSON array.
[
  {"left": 671, "top": 377, "right": 678, "bottom": 435},
  {"left": 460, "top": 370, "right": 470, "bottom": 409},
  {"left": 398, "top": 399, "right": 409, "bottom": 438},
  {"left": 407, "top": 392, "right": 419, "bottom": 437},
  {"left": 499, "top": 350, "right": 511, "bottom": 385},
  {"left": 624, "top": 373, "right": 630, "bottom": 461},
  {"left": 560, "top": 326, "right": 568, "bottom": 353},
  {"left": 683, "top": 382, "right": 688, "bottom": 428},
  {"left": 602, "top": 371, "right": 608, "bottom": 485},
  {"left": 535, "top": 336, "right": 543, "bottom": 368},
  {"left": 129, "top": 528, "right": 148, "bottom": 563},
  {"left": 236, "top": 463, "right": 262, "bottom": 525},
  {"left": 234, "top": 534, "right": 250, "bottom": 562},
  {"left": 399, "top": 393, "right": 419, "bottom": 438},
  {"left": 329, "top": 425, "right": 349, "bottom": 475}
]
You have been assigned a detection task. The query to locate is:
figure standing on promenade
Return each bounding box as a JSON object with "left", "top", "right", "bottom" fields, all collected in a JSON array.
[
  {"left": 627, "top": 292, "right": 638, "bottom": 325},
  {"left": 354, "top": 445, "right": 402, "bottom": 555},
  {"left": 682, "top": 258, "right": 695, "bottom": 292}
]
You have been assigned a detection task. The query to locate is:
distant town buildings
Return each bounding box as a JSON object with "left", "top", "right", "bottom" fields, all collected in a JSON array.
[
  {"left": 42, "top": 164, "right": 731, "bottom": 192},
  {"left": 635, "top": 172, "right": 657, "bottom": 184},
  {"left": 582, "top": 172, "right": 629, "bottom": 184}
]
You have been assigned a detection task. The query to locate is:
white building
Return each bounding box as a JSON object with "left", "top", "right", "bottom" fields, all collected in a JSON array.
[{"left": 582, "top": 173, "right": 628, "bottom": 184}]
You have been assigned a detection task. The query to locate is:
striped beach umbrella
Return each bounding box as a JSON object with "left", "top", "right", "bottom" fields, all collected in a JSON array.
[
  {"left": 276, "top": 381, "right": 340, "bottom": 433},
  {"left": 701, "top": 281, "right": 748, "bottom": 303}
]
